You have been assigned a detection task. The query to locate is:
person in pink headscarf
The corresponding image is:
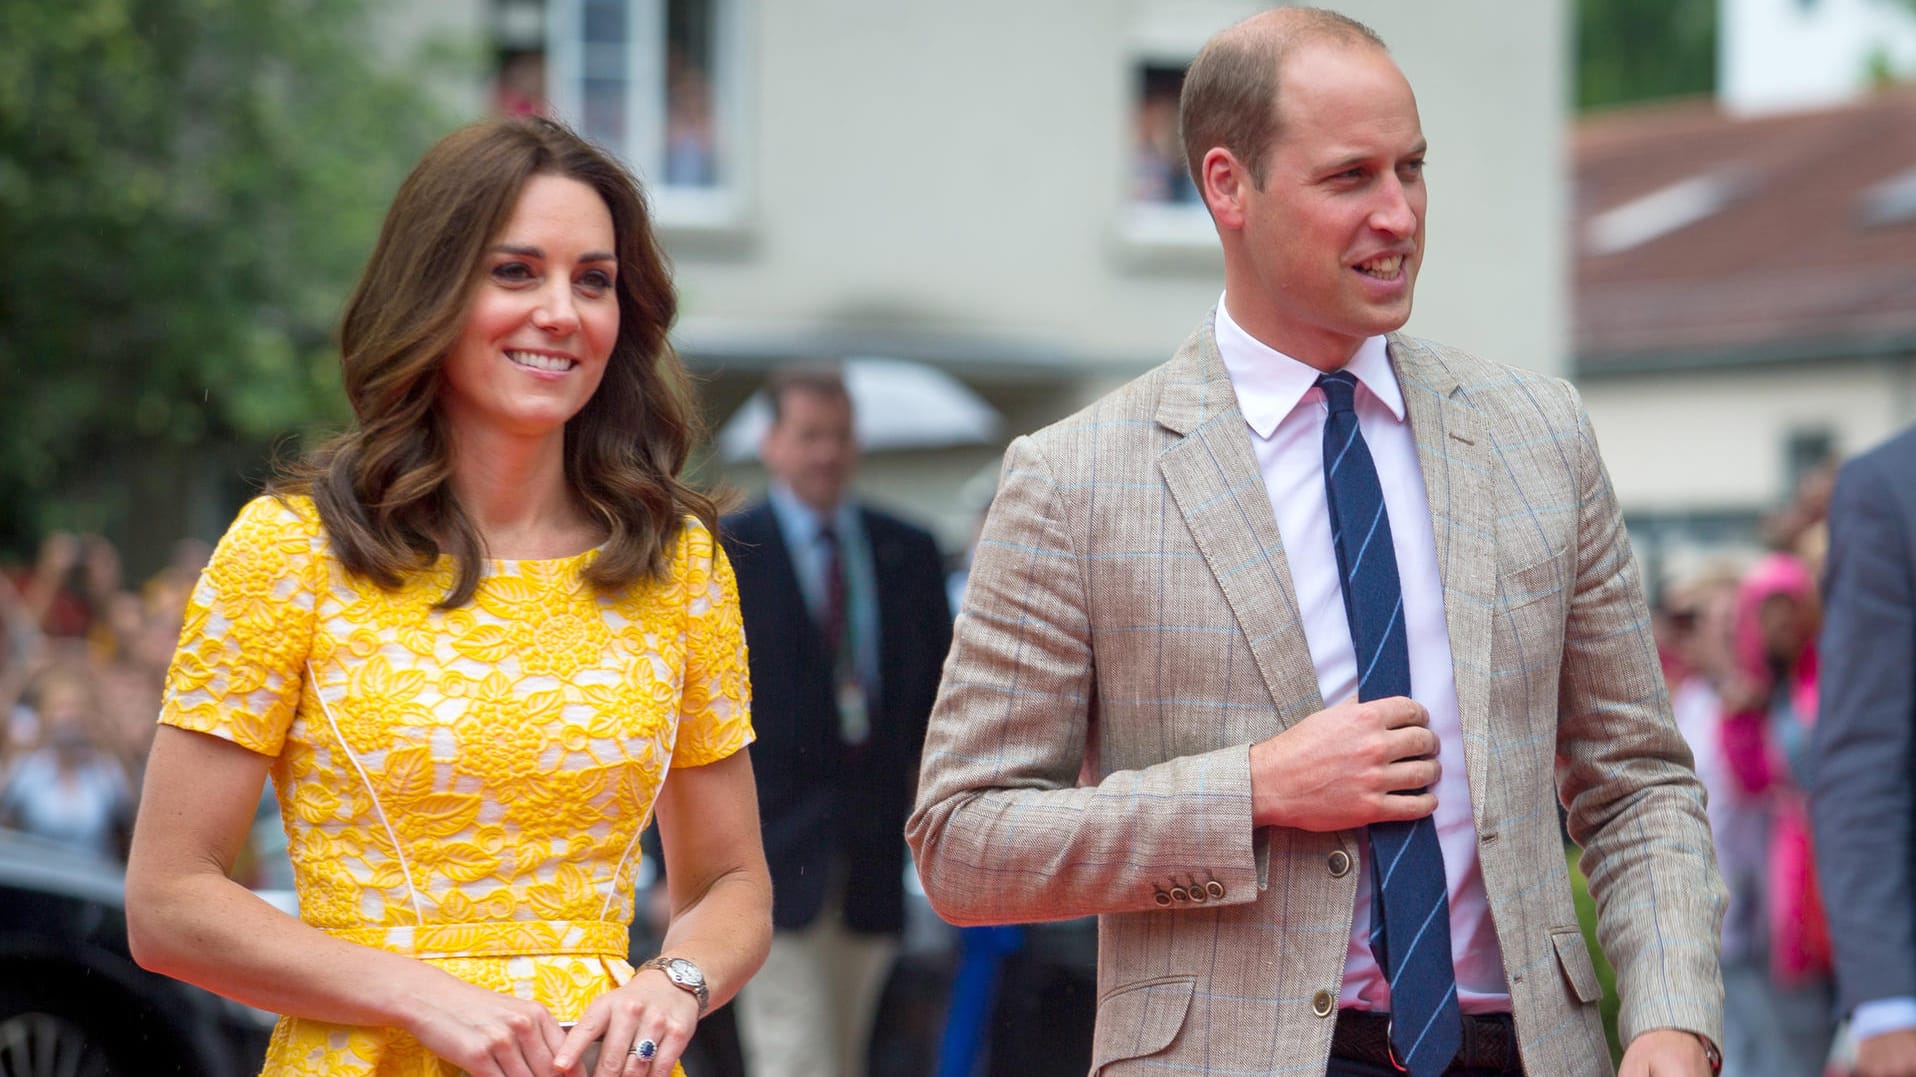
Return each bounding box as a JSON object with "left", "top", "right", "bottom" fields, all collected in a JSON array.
[{"left": 1719, "top": 552, "right": 1837, "bottom": 1076}]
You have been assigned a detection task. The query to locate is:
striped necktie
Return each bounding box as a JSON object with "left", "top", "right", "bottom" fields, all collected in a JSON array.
[{"left": 1317, "top": 370, "right": 1460, "bottom": 1077}]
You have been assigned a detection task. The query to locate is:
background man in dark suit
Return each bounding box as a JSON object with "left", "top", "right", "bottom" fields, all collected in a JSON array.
[
  {"left": 721, "top": 365, "right": 951, "bottom": 1077},
  {"left": 1813, "top": 424, "right": 1916, "bottom": 1077}
]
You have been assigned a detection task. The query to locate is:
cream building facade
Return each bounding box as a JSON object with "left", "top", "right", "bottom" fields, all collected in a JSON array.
[{"left": 414, "top": 1, "right": 1571, "bottom": 550}]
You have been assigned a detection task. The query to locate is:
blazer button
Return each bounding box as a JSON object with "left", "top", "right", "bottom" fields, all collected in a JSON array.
[
  {"left": 1170, "top": 885, "right": 1190, "bottom": 903},
  {"left": 1188, "top": 884, "right": 1208, "bottom": 904},
  {"left": 1312, "top": 989, "right": 1336, "bottom": 1017},
  {"left": 1327, "top": 850, "right": 1352, "bottom": 878},
  {"left": 1205, "top": 880, "right": 1225, "bottom": 899},
  {"left": 1153, "top": 889, "right": 1172, "bottom": 907}
]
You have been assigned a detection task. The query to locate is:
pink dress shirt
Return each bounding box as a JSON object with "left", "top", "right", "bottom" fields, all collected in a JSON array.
[{"left": 1214, "top": 297, "right": 1512, "bottom": 1014}]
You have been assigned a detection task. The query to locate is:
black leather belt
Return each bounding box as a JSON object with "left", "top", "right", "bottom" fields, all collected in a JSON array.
[{"left": 1331, "top": 1010, "right": 1521, "bottom": 1073}]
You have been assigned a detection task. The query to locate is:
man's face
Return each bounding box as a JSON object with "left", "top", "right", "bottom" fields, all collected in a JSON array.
[
  {"left": 761, "top": 388, "right": 857, "bottom": 512},
  {"left": 1227, "top": 42, "right": 1427, "bottom": 367}
]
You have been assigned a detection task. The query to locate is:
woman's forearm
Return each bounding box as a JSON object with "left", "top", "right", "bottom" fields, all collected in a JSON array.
[
  {"left": 126, "top": 725, "right": 458, "bottom": 1034},
  {"left": 651, "top": 864, "right": 773, "bottom": 1010},
  {"left": 127, "top": 865, "right": 450, "bottom": 1028}
]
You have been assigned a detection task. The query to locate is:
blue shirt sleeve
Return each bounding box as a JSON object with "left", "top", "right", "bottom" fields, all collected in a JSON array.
[{"left": 1852, "top": 997, "right": 1916, "bottom": 1040}]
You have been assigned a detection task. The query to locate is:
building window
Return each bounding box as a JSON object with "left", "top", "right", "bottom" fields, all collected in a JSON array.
[
  {"left": 1119, "top": 56, "right": 1211, "bottom": 253},
  {"left": 493, "top": 0, "right": 549, "bottom": 116},
  {"left": 1132, "top": 63, "right": 1198, "bottom": 206},
  {"left": 1784, "top": 428, "right": 1834, "bottom": 492},
  {"left": 546, "top": 0, "right": 746, "bottom": 230},
  {"left": 496, "top": 49, "right": 549, "bottom": 116}
]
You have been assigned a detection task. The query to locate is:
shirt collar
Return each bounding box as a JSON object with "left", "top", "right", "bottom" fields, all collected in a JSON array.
[
  {"left": 1213, "top": 294, "right": 1406, "bottom": 438},
  {"left": 768, "top": 482, "right": 854, "bottom": 544}
]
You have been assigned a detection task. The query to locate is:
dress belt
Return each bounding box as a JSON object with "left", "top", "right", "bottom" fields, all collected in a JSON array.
[{"left": 322, "top": 920, "right": 630, "bottom": 960}]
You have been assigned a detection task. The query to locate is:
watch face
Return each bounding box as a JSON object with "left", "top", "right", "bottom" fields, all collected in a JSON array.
[{"left": 667, "top": 958, "right": 705, "bottom": 987}]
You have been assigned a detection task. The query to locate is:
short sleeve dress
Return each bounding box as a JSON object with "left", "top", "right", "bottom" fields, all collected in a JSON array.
[{"left": 159, "top": 495, "right": 753, "bottom": 1076}]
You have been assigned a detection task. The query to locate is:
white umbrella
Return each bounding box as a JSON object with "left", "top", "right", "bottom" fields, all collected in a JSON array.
[{"left": 716, "top": 357, "right": 1003, "bottom": 461}]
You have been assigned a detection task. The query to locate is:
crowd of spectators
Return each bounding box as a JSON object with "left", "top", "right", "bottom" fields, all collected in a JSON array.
[
  {"left": 0, "top": 531, "right": 209, "bottom": 864},
  {"left": 1655, "top": 461, "right": 1846, "bottom": 1077}
]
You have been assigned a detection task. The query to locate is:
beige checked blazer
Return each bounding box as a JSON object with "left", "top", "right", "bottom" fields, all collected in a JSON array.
[{"left": 907, "top": 317, "right": 1725, "bottom": 1076}]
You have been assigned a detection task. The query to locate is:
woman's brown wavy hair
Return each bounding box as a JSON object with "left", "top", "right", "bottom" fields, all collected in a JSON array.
[{"left": 277, "top": 116, "right": 719, "bottom": 607}]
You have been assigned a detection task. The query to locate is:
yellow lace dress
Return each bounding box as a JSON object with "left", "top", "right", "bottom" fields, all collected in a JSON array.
[{"left": 159, "top": 495, "right": 753, "bottom": 1076}]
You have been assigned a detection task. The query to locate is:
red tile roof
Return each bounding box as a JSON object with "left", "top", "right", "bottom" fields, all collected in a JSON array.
[{"left": 1575, "top": 87, "right": 1916, "bottom": 372}]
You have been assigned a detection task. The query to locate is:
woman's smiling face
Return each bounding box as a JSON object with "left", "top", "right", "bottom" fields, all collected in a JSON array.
[{"left": 439, "top": 173, "right": 620, "bottom": 442}]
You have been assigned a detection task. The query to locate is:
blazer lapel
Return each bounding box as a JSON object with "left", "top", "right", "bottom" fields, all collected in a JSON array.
[
  {"left": 748, "top": 501, "right": 831, "bottom": 665},
  {"left": 1390, "top": 333, "right": 1498, "bottom": 826},
  {"left": 1156, "top": 315, "right": 1325, "bottom": 735}
]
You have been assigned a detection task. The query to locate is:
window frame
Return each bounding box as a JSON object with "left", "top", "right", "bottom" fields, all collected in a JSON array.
[
  {"left": 1116, "top": 45, "right": 1214, "bottom": 259},
  {"left": 545, "top": 0, "right": 752, "bottom": 234}
]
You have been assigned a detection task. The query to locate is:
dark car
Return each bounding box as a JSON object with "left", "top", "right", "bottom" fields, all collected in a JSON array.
[{"left": 0, "top": 826, "right": 274, "bottom": 1076}]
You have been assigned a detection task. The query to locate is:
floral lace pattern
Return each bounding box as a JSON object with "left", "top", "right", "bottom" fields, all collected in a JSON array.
[{"left": 161, "top": 496, "right": 752, "bottom": 1076}]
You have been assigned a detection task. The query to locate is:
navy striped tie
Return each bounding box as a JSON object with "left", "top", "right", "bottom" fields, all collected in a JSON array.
[{"left": 1317, "top": 371, "right": 1460, "bottom": 1077}]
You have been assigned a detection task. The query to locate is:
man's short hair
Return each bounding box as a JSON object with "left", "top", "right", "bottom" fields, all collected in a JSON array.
[
  {"left": 765, "top": 362, "right": 853, "bottom": 424},
  {"left": 1178, "top": 7, "right": 1386, "bottom": 191}
]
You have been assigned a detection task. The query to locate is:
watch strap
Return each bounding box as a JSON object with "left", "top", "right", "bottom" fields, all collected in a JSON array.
[
  {"left": 640, "top": 954, "right": 710, "bottom": 1015},
  {"left": 1694, "top": 1033, "right": 1722, "bottom": 1075}
]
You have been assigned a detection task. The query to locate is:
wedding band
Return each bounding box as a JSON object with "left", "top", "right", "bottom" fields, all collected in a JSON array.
[{"left": 630, "top": 1037, "right": 658, "bottom": 1062}]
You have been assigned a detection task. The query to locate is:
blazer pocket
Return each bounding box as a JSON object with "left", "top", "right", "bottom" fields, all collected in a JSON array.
[
  {"left": 1550, "top": 927, "right": 1604, "bottom": 1004},
  {"left": 1091, "top": 975, "right": 1195, "bottom": 1072},
  {"left": 1500, "top": 545, "right": 1569, "bottom": 611}
]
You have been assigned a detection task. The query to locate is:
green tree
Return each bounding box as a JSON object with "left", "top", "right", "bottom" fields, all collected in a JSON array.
[
  {"left": 1577, "top": 0, "right": 1718, "bottom": 111},
  {"left": 1872, "top": 0, "right": 1916, "bottom": 85},
  {"left": 0, "top": 0, "right": 460, "bottom": 568}
]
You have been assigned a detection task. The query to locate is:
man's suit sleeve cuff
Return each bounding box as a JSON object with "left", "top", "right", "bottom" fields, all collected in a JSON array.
[{"left": 1852, "top": 997, "right": 1916, "bottom": 1040}]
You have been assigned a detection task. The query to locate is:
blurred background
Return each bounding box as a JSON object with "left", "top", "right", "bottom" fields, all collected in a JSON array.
[{"left": 3, "top": 0, "right": 1914, "bottom": 1074}]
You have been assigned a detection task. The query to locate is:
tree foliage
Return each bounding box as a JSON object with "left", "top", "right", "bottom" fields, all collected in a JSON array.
[
  {"left": 1577, "top": 0, "right": 1718, "bottom": 111},
  {"left": 0, "top": 0, "right": 458, "bottom": 562}
]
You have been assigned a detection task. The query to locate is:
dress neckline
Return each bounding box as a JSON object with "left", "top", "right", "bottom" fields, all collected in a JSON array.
[{"left": 475, "top": 542, "right": 609, "bottom": 573}]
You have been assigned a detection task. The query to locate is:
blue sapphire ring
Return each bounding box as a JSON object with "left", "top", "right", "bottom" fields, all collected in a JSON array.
[{"left": 630, "top": 1038, "right": 658, "bottom": 1063}]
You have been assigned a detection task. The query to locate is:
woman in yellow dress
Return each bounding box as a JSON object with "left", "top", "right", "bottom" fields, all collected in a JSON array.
[{"left": 125, "top": 117, "right": 771, "bottom": 1077}]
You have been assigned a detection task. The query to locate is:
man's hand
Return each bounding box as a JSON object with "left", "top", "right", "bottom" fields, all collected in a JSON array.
[
  {"left": 1855, "top": 1028, "right": 1916, "bottom": 1077},
  {"left": 1248, "top": 695, "right": 1438, "bottom": 830},
  {"left": 1619, "top": 1028, "right": 1712, "bottom": 1077}
]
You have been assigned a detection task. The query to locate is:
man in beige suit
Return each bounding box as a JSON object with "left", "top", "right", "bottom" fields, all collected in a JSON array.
[{"left": 907, "top": 9, "right": 1724, "bottom": 1077}]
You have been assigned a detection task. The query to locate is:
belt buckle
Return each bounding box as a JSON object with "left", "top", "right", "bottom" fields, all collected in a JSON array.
[{"left": 1384, "top": 1016, "right": 1409, "bottom": 1073}]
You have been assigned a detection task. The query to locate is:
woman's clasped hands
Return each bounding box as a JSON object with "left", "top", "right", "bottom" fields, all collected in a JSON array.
[
  {"left": 406, "top": 970, "right": 698, "bottom": 1076},
  {"left": 554, "top": 971, "right": 700, "bottom": 1077},
  {"left": 402, "top": 973, "right": 566, "bottom": 1077}
]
